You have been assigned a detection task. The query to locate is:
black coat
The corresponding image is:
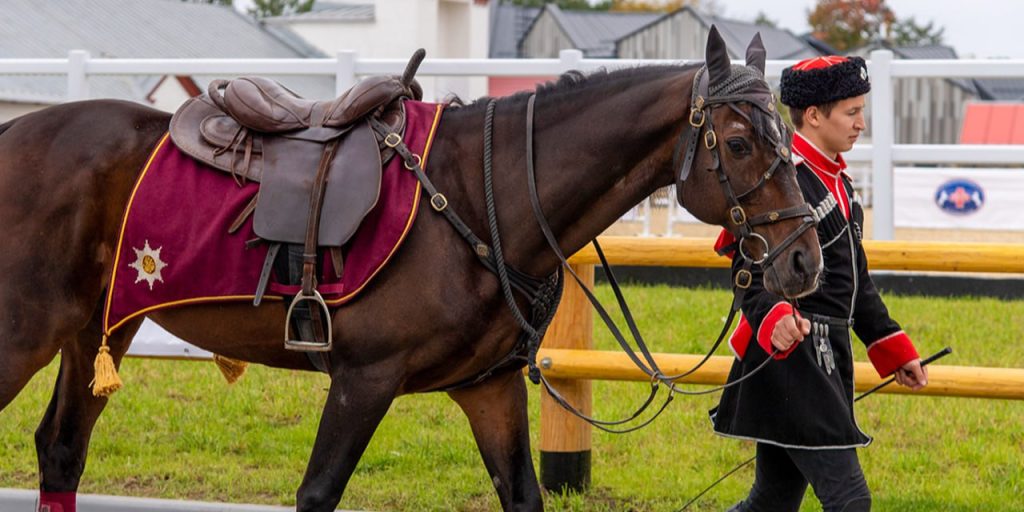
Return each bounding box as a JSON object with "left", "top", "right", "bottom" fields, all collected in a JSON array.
[{"left": 710, "top": 160, "right": 907, "bottom": 448}]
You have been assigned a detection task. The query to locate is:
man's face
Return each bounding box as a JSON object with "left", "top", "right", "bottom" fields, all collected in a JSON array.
[{"left": 810, "top": 95, "right": 866, "bottom": 156}]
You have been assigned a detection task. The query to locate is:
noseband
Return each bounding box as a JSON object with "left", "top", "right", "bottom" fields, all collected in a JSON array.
[{"left": 673, "top": 66, "right": 817, "bottom": 287}]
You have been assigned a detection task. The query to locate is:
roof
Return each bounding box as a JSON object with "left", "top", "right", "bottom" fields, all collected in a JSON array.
[
  {"left": 0, "top": 0, "right": 333, "bottom": 104},
  {"left": 880, "top": 43, "right": 1024, "bottom": 101},
  {"left": 489, "top": 3, "right": 541, "bottom": 58},
  {"left": 960, "top": 103, "right": 1024, "bottom": 144},
  {"left": 619, "top": 6, "right": 821, "bottom": 60},
  {"left": 263, "top": 2, "right": 374, "bottom": 24},
  {"left": 532, "top": 5, "right": 660, "bottom": 58}
]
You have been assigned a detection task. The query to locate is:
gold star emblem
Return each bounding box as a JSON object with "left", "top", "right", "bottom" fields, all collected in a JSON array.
[{"left": 129, "top": 240, "right": 168, "bottom": 290}]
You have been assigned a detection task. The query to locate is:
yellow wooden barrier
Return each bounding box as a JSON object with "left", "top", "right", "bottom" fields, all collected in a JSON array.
[
  {"left": 567, "top": 236, "right": 1024, "bottom": 274},
  {"left": 537, "top": 349, "right": 1024, "bottom": 401},
  {"left": 538, "top": 238, "right": 1024, "bottom": 489}
]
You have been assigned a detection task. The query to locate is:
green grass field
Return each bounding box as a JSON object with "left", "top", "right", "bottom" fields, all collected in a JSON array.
[{"left": 2, "top": 285, "right": 1022, "bottom": 511}]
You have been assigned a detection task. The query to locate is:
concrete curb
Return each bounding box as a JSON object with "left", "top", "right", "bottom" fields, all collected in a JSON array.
[{"left": 0, "top": 489, "right": 356, "bottom": 511}]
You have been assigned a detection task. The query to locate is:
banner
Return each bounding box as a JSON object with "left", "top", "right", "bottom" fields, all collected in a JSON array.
[{"left": 894, "top": 167, "right": 1024, "bottom": 231}]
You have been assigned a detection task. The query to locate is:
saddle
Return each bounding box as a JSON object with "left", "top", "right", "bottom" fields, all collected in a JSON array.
[{"left": 169, "top": 49, "right": 426, "bottom": 352}]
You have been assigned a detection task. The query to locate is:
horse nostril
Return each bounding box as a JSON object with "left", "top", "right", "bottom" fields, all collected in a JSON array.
[{"left": 791, "top": 250, "right": 808, "bottom": 277}]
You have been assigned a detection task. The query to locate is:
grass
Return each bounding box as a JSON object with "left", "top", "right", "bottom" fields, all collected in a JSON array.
[{"left": 1, "top": 285, "right": 1023, "bottom": 511}]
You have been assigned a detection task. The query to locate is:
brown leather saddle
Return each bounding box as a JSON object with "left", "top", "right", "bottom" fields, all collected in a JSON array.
[{"left": 169, "top": 49, "right": 426, "bottom": 352}]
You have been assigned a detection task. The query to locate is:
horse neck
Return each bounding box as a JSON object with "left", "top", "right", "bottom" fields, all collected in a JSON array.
[{"left": 429, "top": 68, "right": 694, "bottom": 278}]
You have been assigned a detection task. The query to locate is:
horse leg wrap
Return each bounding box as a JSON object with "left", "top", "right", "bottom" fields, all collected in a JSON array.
[{"left": 39, "top": 491, "right": 75, "bottom": 512}]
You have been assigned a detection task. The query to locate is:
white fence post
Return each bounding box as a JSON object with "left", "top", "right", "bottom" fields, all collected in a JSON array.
[
  {"left": 335, "top": 50, "right": 357, "bottom": 96},
  {"left": 869, "top": 50, "right": 894, "bottom": 240},
  {"left": 66, "top": 50, "right": 90, "bottom": 101},
  {"left": 559, "top": 49, "right": 583, "bottom": 72}
]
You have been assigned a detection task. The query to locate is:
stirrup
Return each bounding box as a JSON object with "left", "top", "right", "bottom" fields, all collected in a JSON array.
[{"left": 284, "top": 289, "right": 333, "bottom": 352}]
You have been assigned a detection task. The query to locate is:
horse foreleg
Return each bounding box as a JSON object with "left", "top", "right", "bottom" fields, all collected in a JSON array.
[
  {"left": 448, "top": 369, "right": 543, "bottom": 512},
  {"left": 34, "top": 313, "right": 141, "bottom": 512},
  {"left": 295, "top": 369, "right": 397, "bottom": 512}
]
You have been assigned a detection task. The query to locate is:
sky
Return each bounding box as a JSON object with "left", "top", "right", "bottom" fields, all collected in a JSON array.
[
  {"left": 233, "top": 0, "right": 1024, "bottom": 59},
  {"left": 705, "top": 0, "right": 1024, "bottom": 59}
]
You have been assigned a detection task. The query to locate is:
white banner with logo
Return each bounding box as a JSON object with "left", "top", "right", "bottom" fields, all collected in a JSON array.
[{"left": 894, "top": 167, "right": 1024, "bottom": 231}]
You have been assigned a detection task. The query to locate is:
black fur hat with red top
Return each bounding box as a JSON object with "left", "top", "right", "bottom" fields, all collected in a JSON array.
[{"left": 780, "top": 56, "right": 871, "bottom": 109}]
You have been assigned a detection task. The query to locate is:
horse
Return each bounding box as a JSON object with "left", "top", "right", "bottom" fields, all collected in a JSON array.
[{"left": 0, "top": 29, "right": 820, "bottom": 512}]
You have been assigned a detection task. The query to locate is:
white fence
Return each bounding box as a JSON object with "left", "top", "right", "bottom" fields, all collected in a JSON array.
[
  {"left": 2, "top": 50, "right": 1024, "bottom": 356},
  {"left": 3, "top": 49, "right": 1024, "bottom": 239}
]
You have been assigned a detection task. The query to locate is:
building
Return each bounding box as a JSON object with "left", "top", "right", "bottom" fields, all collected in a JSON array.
[
  {"left": 518, "top": 4, "right": 660, "bottom": 58},
  {"left": 852, "top": 43, "right": 1024, "bottom": 144},
  {"left": 616, "top": 6, "right": 820, "bottom": 61},
  {"left": 265, "top": 0, "right": 491, "bottom": 102},
  {"left": 0, "top": 0, "right": 332, "bottom": 121}
]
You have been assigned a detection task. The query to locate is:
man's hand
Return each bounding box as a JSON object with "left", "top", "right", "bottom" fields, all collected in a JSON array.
[
  {"left": 894, "top": 358, "right": 928, "bottom": 390},
  {"left": 771, "top": 315, "right": 810, "bottom": 353}
]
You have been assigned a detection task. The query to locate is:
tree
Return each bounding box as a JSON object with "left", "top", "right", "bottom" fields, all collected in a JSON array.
[
  {"left": 890, "top": 16, "right": 944, "bottom": 46},
  {"left": 182, "top": 0, "right": 233, "bottom": 5},
  {"left": 249, "top": 0, "right": 315, "bottom": 18},
  {"left": 808, "top": 0, "right": 895, "bottom": 52},
  {"left": 807, "top": 0, "right": 944, "bottom": 51},
  {"left": 754, "top": 11, "right": 778, "bottom": 28},
  {"left": 609, "top": 0, "right": 697, "bottom": 12}
]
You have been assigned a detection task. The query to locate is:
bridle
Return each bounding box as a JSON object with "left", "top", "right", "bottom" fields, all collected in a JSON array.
[
  {"left": 673, "top": 66, "right": 817, "bottom": 291},
  {"left": 368, "top": 64, "right": 820, "bottom": 432}
]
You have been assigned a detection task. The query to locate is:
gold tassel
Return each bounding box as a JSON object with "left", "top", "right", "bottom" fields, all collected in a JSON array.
[
  {"left": 91, "top": 335, "right": 123, "bottom": 397},
  {"left": 213, "top": 354, "right": 248, "bottom": 384}
]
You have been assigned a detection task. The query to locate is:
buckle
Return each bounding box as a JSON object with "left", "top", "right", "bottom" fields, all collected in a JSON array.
[
  {"left": 779, "top": 145, "right": 790, "bottom": 159},
  {"left": 430, "top": 193, "right": 448, "bottom": 212},
  {"left": 384, "top": 133, "right": 402, "bottom": 148},
  {"left": 704, "top": 130, "right": 717, "bottom": 149},
  {"left": 729, "top": 206, "right": 747, "bottom": 225},
  {"left": 403, "top": 153, "right": 422, "bottom": 170},
  {"left": 689, "top": 108, "right": 705, "bottom": 128},
  {"left": 735, "top": 269, "right": 752, "bottom": 289}
]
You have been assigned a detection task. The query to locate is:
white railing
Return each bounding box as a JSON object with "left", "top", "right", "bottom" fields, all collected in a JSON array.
[{"left": 3, "top": 49, "right": 1024, "bottom": 239}]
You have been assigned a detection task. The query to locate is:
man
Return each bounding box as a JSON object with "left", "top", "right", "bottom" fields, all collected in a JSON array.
[{"left": 709, "top": 56, "right": 929, "bottom": 512}]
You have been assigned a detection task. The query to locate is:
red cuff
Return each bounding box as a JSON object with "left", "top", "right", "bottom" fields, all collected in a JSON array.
[
  {"left": 39, "top": 491, "right": 76, "bottom": 512},
  {"left": 756, "top": 302, "right": 801, "bottom": 360},
  {"left": 867, "top": 331, "right": 919, "bottom": 377},
  {"left": 714, "top": 229, "right": 737, "bottom": 259},
  {"left": 728, "top": 315, "right": 753, "bottom": 359}
]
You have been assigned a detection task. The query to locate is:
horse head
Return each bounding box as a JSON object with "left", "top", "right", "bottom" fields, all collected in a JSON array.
[{"left": 676, "top": 27, "right": 822, "bottom": 299}]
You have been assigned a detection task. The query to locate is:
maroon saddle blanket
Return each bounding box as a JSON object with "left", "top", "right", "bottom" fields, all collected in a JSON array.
[{"left": 103, "top": 100, "right": 445, "bottom": 335}]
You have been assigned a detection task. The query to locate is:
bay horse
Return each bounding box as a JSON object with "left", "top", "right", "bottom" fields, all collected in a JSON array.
[{"left": 0, "top": 30, "right": 820, "bottom": 511}]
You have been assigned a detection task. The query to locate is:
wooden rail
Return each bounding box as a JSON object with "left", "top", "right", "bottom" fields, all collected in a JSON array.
[
  {"left": 538, "top": 243, "right": 1024, "bottom": 492},
  {"left": 567, "top": 236, "right": 1024, "bottom": 274},
  {"left": 537, "top": 349, "right": 1024, "bottom": 401}
]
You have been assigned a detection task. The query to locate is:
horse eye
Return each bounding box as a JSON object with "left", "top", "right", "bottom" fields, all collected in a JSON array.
[{"left": 727, "top": 138, "right": 750, "bottom": 155}]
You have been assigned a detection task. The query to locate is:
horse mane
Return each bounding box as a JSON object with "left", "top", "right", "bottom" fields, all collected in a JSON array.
[
  {"left": 446, "top": 62, "right": 705, "bottom": 113},
  {"left": 0, "top": 119, "right": 15, "bottom": 137}
]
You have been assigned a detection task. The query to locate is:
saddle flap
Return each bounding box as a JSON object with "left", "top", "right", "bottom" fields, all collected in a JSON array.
[
  {"left": 281, "top": 125, "right": 353, "bottom": 143},
  {"left": 253, "top": 121, "right": 382, "bottom": 247}
]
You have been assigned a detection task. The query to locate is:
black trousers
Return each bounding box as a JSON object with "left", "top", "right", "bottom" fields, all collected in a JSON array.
[{"left": 731, "top": 443, "right": 871, "bottom": 512}]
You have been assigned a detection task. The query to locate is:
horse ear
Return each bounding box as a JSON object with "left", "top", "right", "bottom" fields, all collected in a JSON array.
[
  {"left": 705, "top": 25, "right": 731, "bottom": 86},
  {"left": 746, "top": 32, "right": 766, "bottom": 75}
]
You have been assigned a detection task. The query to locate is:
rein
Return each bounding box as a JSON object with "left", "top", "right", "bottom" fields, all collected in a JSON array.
[{"left": 368, "top": 62, "right": 817, "bottom": 429}]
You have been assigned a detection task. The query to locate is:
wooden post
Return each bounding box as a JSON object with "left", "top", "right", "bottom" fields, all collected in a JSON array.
[{"left": 539, "top": 263, "right": 593, "bottom": 493}]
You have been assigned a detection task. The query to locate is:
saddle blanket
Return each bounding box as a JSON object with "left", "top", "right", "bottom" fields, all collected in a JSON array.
[{"left": 103, "top": 100, "right": 444, "bottom": 335}]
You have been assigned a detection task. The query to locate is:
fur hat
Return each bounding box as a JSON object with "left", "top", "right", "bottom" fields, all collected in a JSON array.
[{"left": 780, "top": 56, "right": 871, "bottom": 109}]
